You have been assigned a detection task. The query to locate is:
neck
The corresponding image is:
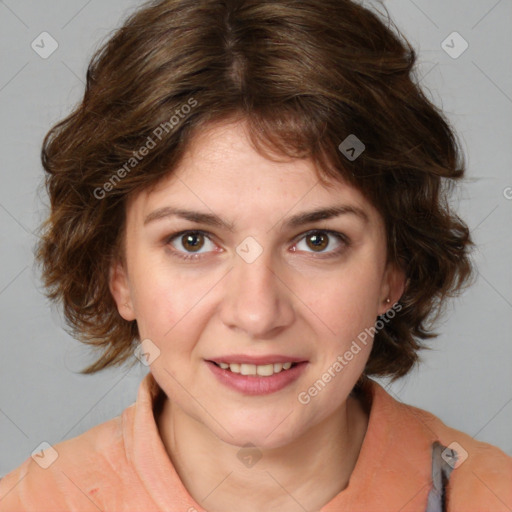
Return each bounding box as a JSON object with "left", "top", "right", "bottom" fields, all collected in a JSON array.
[{"left": 156, "top": 391, "right": 369, "bottom": 512}]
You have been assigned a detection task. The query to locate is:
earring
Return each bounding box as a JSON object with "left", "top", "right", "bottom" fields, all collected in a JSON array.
[{"left": 385, "top": 298, "right": 391, "bottom": 304}]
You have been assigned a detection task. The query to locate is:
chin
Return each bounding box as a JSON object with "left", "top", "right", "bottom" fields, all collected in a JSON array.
[
  {"left": 222, "top": 430, "right": 296, "bottom": 452},
  {"left": 208, "top": 409, "right": 305, "bottom": 451}
]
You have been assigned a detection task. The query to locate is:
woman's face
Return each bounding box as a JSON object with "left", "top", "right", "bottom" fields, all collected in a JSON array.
[{"left": 111, "top": 119, "right": 404, "bottom": 449}]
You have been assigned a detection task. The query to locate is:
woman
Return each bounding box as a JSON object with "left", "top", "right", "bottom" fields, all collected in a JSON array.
[{"left": 0, "top": 0, "right": 510, "bottom": 510}]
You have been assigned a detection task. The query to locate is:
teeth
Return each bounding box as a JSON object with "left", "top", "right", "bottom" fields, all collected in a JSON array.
[
  {"left": 216, "top": 361, "right": 296, "bottom": 376},
  {"left": 229, "top": 363, "right": 241, "bottom": 373},
  {"left": 240, "top": 364, "right": 256, "bottom": 376},
  {"left": 256, "top": 364, "right": 274, "bottom": 376}
]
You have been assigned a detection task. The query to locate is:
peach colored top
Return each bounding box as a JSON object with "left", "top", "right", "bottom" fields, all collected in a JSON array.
[{"left": 1, "top": 372, "right": 511, "bottom": 511}]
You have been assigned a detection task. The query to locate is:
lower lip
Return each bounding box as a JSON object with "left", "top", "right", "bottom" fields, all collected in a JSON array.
[{"left": 206, "top": 361, "right": 308, "bottom": 396}]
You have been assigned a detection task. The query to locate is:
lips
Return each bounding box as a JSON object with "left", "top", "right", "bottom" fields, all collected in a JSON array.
[
  {"left": 206, "top": 359, "right": 308, "bottom": 395},
  {"left": 205, "top": 354, "right": 309, "bottom": 395},
  {"left": 211, "top": 361, "right": 296, "bottom": 376},
  {"left": 207, "top": 354, "right": 307, "bottom": 376},
  {"left": 207, "top": 354, "right": 306, "bottom": 365}
]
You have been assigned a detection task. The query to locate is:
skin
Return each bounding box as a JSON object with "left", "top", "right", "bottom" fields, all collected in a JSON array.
[{"left": 110, "top": 118, "right": 405, "bottom": 512}]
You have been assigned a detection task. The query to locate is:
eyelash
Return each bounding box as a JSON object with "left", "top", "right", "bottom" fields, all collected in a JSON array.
[{"left": 164, "top": 229, "right": 350, "bottom": 261}]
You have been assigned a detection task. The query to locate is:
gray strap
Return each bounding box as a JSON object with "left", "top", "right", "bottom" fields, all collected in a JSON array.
[{"left": 425, "top": 441, "right": 456, "bottom": 512}]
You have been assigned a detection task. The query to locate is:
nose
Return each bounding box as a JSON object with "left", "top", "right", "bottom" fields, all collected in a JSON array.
[{"left": 219, "top": 248, "right": 296, "bottom": 339}]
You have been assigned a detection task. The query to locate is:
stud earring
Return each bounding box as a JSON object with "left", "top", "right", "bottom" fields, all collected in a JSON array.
[{"left": 385, "top": 298, "right": 391, "bottom": 304}]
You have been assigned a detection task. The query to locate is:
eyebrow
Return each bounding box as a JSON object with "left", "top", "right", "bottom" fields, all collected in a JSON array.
[{"left": 143, "top": 204, "right": 369, "bottom": 230}]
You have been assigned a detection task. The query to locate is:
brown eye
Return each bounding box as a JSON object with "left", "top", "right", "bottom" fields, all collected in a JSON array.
[
  {"left": 305, "top": 232, "right": 329, "bottom": 252},
  {"left": 180, "top": 232, "right": 205, "bottom": 252},
  {"left": 165, "top": 230, "right": 217, "bottom": 259},
  {"left": 295, "top": 230, "right": 348, "bottom": 257}
]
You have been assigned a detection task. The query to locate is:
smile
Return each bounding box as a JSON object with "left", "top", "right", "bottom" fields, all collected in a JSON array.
[
  {"left": 206, "top": 359, "right": 308, "bottom": 395},
  {"left": 212, "top": 361, "right": 296, "bottom": 376}
]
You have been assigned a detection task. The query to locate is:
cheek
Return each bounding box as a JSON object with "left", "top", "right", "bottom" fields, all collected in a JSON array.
[
  {"left": 129, "top": 257, "right": 177, "bottom": 337},
  {"left": 130, "top": 259, "right": 215, "bottom": 340},
  {"left": 307, "top": 263, "right": 383, "bottom": 342}
]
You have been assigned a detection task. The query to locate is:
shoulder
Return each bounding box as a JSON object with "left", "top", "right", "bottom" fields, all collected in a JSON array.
[
  {"left": 374, "top": 384, "right": 512, "bottom": 511},
  {"left": 440, "top": 428, "right": 512, "bottom": 511},
  {"left": 0, "top": 408, "right": 134, "bottom": 511}
]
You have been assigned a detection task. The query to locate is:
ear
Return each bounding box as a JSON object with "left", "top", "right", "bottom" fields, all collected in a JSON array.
[
  {"left": 109, "top": 258, "right": 136, "bottom": 321},
  {"left": 377, "top": 262, "right": 406, "bottom": 316}
]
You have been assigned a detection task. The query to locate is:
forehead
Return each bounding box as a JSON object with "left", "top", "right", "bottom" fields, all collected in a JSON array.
[{"left": 126, "top": 120, "right": 380, "bottom": 226}]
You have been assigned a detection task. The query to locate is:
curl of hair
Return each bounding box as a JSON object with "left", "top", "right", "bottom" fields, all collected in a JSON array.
[{"left": 35, "top": 0, "right": 474, "bottom": 378}]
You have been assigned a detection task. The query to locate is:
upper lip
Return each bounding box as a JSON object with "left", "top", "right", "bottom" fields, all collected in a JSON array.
[{"left": 207, "top": 354, "right": 307, "bottom": 365}]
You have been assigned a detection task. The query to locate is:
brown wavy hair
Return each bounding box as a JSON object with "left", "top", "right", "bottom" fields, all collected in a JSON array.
[{"left": 35, "top": 0, "right": 474, "bottom": 379}]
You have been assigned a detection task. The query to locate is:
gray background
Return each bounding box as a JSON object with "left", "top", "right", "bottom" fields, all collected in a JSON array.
[{"left": 0, "top": 0, "right": 511, "bottom": 477}]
